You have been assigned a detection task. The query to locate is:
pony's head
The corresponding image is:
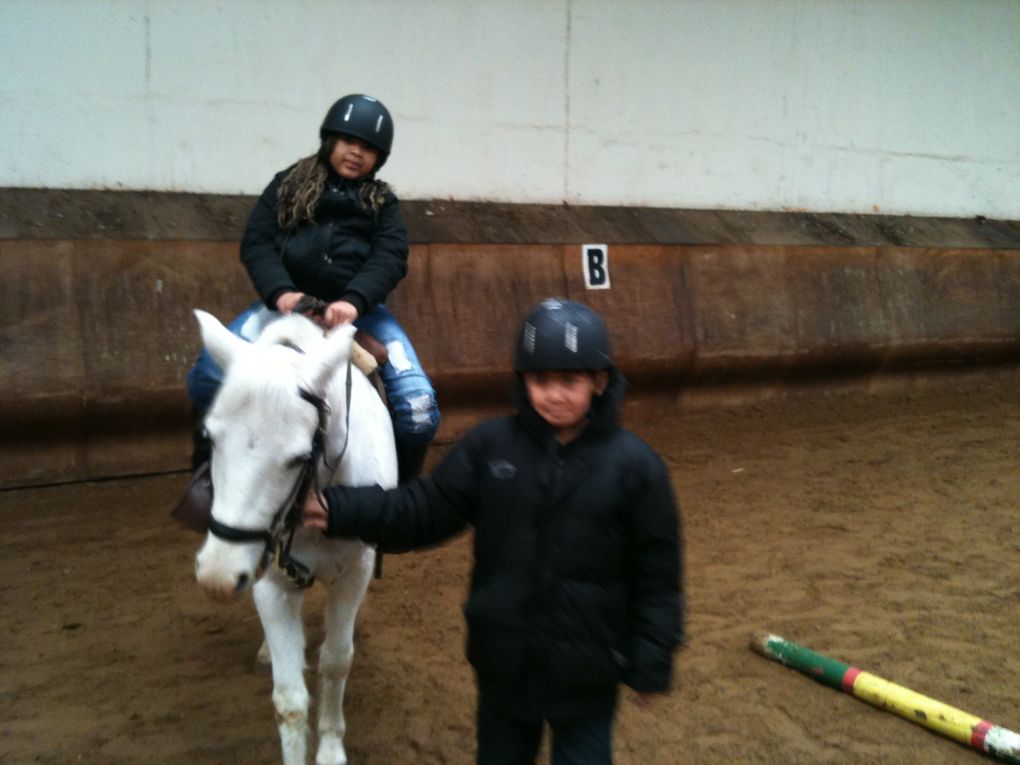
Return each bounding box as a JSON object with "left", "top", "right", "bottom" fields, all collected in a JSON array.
[{"left": 191, "top": 310, "right": 355, "bottom": 602}]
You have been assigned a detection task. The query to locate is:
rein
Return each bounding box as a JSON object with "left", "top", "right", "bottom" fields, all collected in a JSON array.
[
  {"left": 292, "top": 295, "right": 330, "bottom": 319},
  {"left": 208, "top": 350, "right": 354, "bottom": 590}
]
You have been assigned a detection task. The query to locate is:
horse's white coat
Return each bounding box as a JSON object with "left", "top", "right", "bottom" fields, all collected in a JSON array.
[{"left": 193, "top": 310, "right": 397, "bottom": 765}]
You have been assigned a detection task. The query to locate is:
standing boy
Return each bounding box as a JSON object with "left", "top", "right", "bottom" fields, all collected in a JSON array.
[{"left": 304, "top": 298, "right": 684, "bottom": 765}]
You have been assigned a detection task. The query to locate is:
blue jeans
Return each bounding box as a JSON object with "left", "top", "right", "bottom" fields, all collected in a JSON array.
[
  {"left": 187, "top": 302, "right": 440, "bottom": 446},
  {"left": 476, "top": 690, "right": 615, "bottom": 765}
]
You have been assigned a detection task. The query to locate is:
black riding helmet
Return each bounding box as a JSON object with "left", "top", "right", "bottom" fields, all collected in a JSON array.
[
  {"left": 320, "top": 94, "right": 394, "bottom": 169},
  {"left": 514, "top": 298, "right": 612, "bottom": 372}
]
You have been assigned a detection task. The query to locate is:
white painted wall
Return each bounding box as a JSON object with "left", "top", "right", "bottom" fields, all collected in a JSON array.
[{"left": 2, "top": 0, "right": 1017, "bottom": 217}]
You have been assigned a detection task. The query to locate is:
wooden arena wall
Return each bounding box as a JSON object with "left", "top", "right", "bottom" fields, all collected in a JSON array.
[{"left": 2, "top": 189, "right": 1019, "bottom": 488}]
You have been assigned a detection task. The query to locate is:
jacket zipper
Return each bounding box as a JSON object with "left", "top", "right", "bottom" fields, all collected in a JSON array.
[{"left": 321, "top": 221, "right": 334, "bottom": 262}]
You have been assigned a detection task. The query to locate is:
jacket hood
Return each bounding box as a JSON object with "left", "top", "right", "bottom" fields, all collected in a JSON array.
[{"left": 513, "top": 366, "right": 628, "bottom": 443}]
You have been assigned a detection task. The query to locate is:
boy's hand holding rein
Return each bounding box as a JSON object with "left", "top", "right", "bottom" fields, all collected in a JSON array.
[{"left": 303, "top": 491, "right": 329, "bottom": 531}]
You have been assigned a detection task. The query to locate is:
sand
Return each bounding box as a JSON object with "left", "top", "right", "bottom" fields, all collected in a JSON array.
[{"left": 2, "top": 378, "right": 1017, "bottom": 764}]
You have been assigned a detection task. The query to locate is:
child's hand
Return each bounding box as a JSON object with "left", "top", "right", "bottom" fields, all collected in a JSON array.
[
  {"left": 323, "top": 300, "right": 359, "bottom": 327},
  {"left": 276, "top": 291, "right": 306, "bottom": 314},
  {"left": 302, "top": 490, "right": 329, "bottom": 531}
]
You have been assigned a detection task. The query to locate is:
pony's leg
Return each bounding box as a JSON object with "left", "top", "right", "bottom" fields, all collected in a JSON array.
[
  {"left": 315, "top": 546, "right": 374, "bottom": 765},
  {"left": 254, "top": 637, "right": 272, "bottom": 674},
  {"left": 253, "top": 576, "right": 310, "bottom": 765}
]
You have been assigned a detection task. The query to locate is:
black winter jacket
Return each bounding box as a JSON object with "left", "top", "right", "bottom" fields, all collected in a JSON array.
[
  {"left": 240, "top": 168, "right": 409, "bottom": 317},
  {"left": 322, "top": 370, "right": 684, "bottom": 713}
]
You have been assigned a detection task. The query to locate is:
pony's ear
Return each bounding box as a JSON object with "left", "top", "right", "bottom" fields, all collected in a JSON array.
[
  {"left": 194, "top": 310, "right": 247, "bottom": 372},
  {"left": 306, "top": 324, "right": 356, "bottom": 394}
]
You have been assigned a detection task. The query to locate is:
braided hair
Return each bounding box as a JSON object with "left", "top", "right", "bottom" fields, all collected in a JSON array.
[{"left": 276, "top": 136, "right": 391, "bottom": 230}]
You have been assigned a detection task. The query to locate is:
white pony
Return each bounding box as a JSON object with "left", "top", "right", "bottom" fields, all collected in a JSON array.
[{"left": 192, "top": 309, "right": 397, "bottom": 765}]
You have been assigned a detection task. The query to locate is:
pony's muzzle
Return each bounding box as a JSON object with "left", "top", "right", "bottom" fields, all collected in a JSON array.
[
  {"left": 195, "top": 542, "right": 260, "bottom": 602},
  {"left": 196, "top": 566, "right": 253, "bottom": 602}
]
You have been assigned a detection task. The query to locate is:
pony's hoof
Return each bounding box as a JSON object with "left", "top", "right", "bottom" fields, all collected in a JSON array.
[{"left": 315, "top": 734, "right": 347, "bottom": 765}]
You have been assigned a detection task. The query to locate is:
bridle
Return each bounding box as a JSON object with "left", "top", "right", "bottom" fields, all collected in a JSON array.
[{"left": 207, "top": 356, "right": 353, "bottom": 590}]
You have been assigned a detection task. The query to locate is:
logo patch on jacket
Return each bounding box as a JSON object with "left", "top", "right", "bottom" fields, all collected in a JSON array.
[{"left": 488, "top": 459, "right": 517, "bottom": 480}]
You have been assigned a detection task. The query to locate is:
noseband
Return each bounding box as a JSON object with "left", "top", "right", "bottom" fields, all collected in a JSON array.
[{"left": 207, "top": 358, "right": 353, "bottom": 589}]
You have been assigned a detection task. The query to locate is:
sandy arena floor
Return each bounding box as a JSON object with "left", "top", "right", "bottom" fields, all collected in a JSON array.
[{"left": 1, "top": 376, "right": 1018, "bottom": 764}]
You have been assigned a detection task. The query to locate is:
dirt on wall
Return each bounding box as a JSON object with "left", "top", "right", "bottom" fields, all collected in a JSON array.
[{"left": 1, "top": 377, "right": 1018, "bottom": 764}]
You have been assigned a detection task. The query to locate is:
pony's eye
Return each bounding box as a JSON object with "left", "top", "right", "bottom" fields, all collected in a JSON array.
[{"left": 286, "top": 454, "right": 312, "bottom": 469}]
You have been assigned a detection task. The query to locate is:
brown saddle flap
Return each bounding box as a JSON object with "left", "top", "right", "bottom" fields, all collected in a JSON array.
[{"left": 171, "top": 461, "right": 212, "bottom": 534}]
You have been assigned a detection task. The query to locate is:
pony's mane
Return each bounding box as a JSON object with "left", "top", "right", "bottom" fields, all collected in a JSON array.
[
  {"left": 214, "top": 315, "right": 324, "bottom": 421},
  {"left": 255, "top": 313, "right": 325, "bottom": 354}
]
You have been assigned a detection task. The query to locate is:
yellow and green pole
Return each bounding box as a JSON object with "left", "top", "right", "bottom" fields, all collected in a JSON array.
[{"left": 750, "top": 632, "right": 1020, "bottom": 764}]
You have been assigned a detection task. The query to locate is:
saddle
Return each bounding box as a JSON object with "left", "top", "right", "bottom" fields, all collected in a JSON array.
[{"left": 351, "top": 330, "right": 387, "bottom": 375}]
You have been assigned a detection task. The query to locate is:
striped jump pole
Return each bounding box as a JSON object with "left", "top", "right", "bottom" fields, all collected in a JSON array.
[{"left": 750, "top": 632, "right": 1020, "bottom": 764}]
